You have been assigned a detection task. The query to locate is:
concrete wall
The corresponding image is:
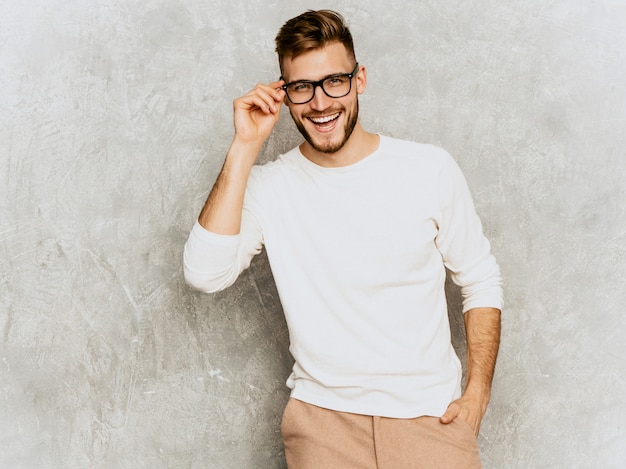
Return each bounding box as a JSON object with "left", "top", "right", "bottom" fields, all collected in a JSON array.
[{"left": 1, "top": 0, "right": 624, "bottom": 467}]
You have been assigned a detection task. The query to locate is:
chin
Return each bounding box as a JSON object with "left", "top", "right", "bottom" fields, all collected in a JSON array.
[
  {"left": 297, "top": 117, "right": 358, "bottom": 155},
  {"left": 308, "top": 135, "right": 347, "bottom": 154}
]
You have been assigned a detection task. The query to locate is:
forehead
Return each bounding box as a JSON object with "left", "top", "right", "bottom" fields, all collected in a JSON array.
[{"left": 282, "top": 42, "right": 354, "bottom": 82}]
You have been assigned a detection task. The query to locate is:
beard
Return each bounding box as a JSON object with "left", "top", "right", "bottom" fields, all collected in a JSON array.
[{"left": 291, "top": 100, "right": 359, "bottom": 154}]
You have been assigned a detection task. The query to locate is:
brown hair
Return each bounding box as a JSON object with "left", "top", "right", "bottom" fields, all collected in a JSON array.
[{"left": 275, "top": 10, "right": 356, "bottom": 71}]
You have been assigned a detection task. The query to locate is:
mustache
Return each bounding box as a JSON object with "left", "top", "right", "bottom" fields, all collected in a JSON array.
[{"left": 302, "top": 108, "right": 343, "bottom": 118}]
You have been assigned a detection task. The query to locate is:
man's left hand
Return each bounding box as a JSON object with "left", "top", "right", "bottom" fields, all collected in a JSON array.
[{"left": 439, "top": 395, "right": 487, "bottom": 437}]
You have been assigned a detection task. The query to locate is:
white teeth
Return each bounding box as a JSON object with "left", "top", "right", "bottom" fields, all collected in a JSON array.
[{"left": 309, "top": 113, "right": 339, "bottom": 124}]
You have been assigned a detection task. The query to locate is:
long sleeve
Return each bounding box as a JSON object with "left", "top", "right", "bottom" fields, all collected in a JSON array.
[
  {"left": 434, "top": 152, "right": 503, "bottom": 312},
  {"left": 183, "top": 206, "right": 263, "bottom": 293}
]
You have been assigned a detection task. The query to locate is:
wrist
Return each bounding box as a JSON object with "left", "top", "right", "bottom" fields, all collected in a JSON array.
[
  {"left": 231, "top": 134, "right": 265, "bottom": 155},
  {"left": 224, "top": 138, "right": 263, "bottom": 172},
  {"left": 463, "top": 382, "right": 492, "bottom": 407}
]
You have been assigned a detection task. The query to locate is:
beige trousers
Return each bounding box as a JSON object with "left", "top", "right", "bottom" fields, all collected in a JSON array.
[{"left": 281, "top": 398, "right": 482, "bottom": 469}]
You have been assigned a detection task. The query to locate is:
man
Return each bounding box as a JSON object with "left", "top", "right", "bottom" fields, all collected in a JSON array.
[{"left": 184, "top": 9, "right": 502, "bottom": 468}]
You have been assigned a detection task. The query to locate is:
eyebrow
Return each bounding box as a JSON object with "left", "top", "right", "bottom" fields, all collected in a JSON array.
[{"left": 281, "top": 65, "right": 357, "bottom": 86}]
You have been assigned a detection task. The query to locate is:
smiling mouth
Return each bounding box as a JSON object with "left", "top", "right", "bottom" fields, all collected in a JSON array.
[{"left": 307, "top": 112, "right": 341, "bottom": 125}]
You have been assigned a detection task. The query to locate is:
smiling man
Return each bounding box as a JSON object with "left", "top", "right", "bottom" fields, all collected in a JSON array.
[
  {"left": 183, "top": 9, "right": 502, "bottom": 469},
  {"left": 282, "top": 50, "right": 365, "bottom": 158}
]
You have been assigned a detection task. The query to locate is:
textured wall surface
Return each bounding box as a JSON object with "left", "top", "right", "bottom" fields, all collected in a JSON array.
[{"left": 1, "top": 0, "right": 624, "bottom": 468}]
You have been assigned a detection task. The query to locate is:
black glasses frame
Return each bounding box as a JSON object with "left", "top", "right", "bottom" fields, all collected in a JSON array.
[{"left": 281, "top": 63, "right": 360, "bottom": 104}]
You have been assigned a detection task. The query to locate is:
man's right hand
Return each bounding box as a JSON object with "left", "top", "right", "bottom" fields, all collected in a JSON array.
[
  {"left": 197, "top": 81, "right": 286, "bottom": 235},
  {"left": 233, "top": 80, "right": 286, "bottom": 152}
]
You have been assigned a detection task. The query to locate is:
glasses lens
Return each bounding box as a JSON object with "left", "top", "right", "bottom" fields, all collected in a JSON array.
[
  {"left": 322, "top": 75, "right": 352, "bottom": 98},
  {"left": 286, "top": 82, "right": 315, "bottom": 104}
]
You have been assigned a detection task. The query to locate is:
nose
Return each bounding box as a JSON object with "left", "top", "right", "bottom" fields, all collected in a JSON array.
[{"left": 309, "top": 83, "right": 332, "bottom": 110}]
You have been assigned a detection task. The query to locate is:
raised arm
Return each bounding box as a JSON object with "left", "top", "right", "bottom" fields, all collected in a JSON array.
[
  {"left": 183, "top": 81, "right": 285, "bottom": 293},
  {"left": 198, "top": 81, "right": 285, "bottom": 234}
]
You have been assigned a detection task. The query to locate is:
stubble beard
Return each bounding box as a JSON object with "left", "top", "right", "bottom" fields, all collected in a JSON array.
[{"left": 291, "top": 100, "right": 359, "bottom": 154}]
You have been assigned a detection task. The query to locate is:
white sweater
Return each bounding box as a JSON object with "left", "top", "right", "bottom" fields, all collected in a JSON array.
[{"left": 184, "top": 135, "right": 503, "bottom": 418}]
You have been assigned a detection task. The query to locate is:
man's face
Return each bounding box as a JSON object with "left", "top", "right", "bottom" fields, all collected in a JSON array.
[{"left": 281, "top": 42, "right": 365, "bottom": 155}]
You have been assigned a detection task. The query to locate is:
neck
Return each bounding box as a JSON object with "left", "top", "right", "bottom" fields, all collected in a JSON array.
[{"left": 300, "top": 123, "right": 380, "bottom": 168}]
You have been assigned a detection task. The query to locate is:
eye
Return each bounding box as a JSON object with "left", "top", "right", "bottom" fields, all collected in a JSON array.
[
  {"left": 289, "top": 82, "right": 313, "bottom": 93},
  {"left": 325, "top": 76, "right": 348, "bottom": 87}
]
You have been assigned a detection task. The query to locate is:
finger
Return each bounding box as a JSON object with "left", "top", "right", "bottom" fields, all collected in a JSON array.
[
  {"left": 254, "top": 84, "right": 285, "bottom": 110},
  {"left": 269, "top": 79, "right": 285, "bottom": 91},
  {"left": 439, "top": 402, "right": 460, "bottom": 425},
  {"left": 257, "top": 82, "right": 286, "bottom": 107},
  {"left": 264, "top": 84, "right": 286, "bottom": 108},
  {"left": 237, "top": 89, "right": 280, "bottom": 114}
]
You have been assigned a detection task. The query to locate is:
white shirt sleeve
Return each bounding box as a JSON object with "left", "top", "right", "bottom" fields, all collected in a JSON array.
[
  {"left": 182, "top": 206, "right": 263, "bottom": 293},
  {"left": 434, "top": 152, "right": 503, "bottom": 312}
]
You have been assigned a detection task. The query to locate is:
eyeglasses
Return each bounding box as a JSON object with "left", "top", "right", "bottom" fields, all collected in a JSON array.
[{"left": 281, "top": 63, "right": 359, "bottom": 104}]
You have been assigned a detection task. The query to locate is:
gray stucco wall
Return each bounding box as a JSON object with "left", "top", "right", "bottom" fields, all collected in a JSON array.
[{"left": 1, "top": 1, "right": 624, "bottom": 467}]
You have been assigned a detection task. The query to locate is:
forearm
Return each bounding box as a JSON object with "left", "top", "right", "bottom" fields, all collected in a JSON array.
[
  {"left": 198, "top": 138, "right": 262, "bottom": 235},
  {"left": 198, "top": 80, "right": 284, "bottom": 234},
  {"left": 463, "top": 307, "right": 501, "bottom": 408}
]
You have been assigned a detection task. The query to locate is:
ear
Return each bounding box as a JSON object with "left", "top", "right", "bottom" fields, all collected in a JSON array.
[{"left": 356, "top": 65, "right": 367, "bottom": 94}]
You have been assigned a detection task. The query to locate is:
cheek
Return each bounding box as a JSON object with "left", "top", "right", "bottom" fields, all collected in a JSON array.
[{"left": 288, "top": 107, "right": 305, "bottom": 125}]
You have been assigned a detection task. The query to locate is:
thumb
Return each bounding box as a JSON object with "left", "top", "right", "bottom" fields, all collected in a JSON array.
[{"left": 440, "top": 402, "right": 460, "bottom": 425}]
